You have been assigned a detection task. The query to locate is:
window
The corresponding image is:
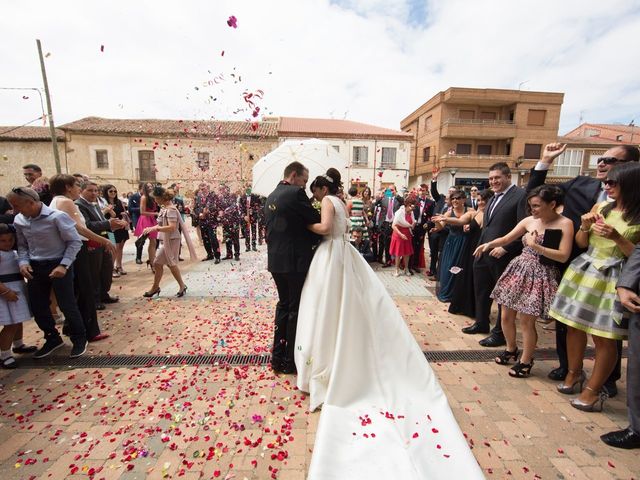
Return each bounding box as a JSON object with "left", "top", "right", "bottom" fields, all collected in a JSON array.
[
  {"left": 456, "top": 144, "right": 472, "bottom": 155},
  {"left": 616, "top": 134, "right": 623, "bottom": 141},
  {"left": 523, "top": 143, "right": 542, "bottom": 159},
  {"left": 588, "top": 150, "right": 606, "bottom": 168},
  {"left": 554, "top": 149, "right": 584, "bottom": 177},
  {"left": 197, "top": 152, "right": 210, "bottom": 171},
  {"left": 422, "top": 146, "right": 431, "bottom": 163},
  {"left": 353, "top": 146, "right": 368, "bottom": 166},
  {"left": 95, "top": 150, "right": 109, "bottom": 169},
  {"left": 138, "top": 150, "right": 156, "bottom": 181},
  {"left": 479, "top": 111, "right": 496, "bottom": 120},
  {"left": 477, "top": 145, "right": 492, "bottom": 155},
  {"left": 459, "top": 110, "right": 475, "bottom": 120},
  {"left": 380, "top": 148, "right": 397, "bottom": 169},
  {"left": 424, "top": 115, "right": 432, "bottom": 132},
  {"left": 527, "top": 109, "right": 546, "bottom": 126},
  {"left": 332, "top": 145, "right": 340, "bottom": 153}
]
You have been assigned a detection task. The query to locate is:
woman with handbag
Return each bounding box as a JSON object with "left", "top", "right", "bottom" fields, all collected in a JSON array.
[{"left": 474, "top": 186, "right": 573, "bottom": 378}]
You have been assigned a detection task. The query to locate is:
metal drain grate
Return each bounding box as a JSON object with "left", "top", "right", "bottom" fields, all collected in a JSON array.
[{"left": 11, "top": 346, "right": 624, "bottom": 370}]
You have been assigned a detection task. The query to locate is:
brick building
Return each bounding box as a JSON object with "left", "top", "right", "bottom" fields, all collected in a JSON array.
[{"left": 400, "top": 87, "right": 564, "bottom": 191}]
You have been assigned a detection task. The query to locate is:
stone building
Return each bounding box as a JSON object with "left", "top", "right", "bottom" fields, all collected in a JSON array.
[
  {"left": 400, "top": 87, "right": 564, "bottom": 191},
  {"left": 0, "top": 126, "right": 65, "bottom": 193},
  {"left": 276, "top": 116, "right": 412, "bottom": 193},
  {"left": 59, "top": 117, "right": 279, "bottom": 194}
]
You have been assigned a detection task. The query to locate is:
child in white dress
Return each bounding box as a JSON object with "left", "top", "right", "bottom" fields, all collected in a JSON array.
[{"left": 0, "top": 224, "right": 35, "bottom": 369}]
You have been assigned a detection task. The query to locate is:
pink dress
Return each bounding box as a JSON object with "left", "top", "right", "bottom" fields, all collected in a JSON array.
[
  {"left": 389, "top": 212, "right": 414, "bottom": 257},
  {"left": 134, "top": 196, "right": 158, "bottom": 239}
]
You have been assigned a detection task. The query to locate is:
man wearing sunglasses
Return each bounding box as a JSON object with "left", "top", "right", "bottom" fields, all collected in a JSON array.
[{"left": 528, "top": 142, "right": 640, "bottom": 396}]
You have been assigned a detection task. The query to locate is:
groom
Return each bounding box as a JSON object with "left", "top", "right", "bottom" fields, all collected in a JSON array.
[{"left": 265, "top": 161, "right": 321, "bottom": 374}]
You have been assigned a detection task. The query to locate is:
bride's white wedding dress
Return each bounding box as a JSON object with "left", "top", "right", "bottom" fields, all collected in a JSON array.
[{"left": 295, "top": 195, "right": 484, "bottom": 479}]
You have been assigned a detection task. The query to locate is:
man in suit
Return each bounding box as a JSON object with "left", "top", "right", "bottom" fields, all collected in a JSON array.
[
  {"left": 463, "top": 162, "right": 528, "bottom": 347},
  {"left": 23, "top": 163, "right": 52, "bottom": 205},
  {"left": 410, "top": 184, "right": 435, "bottom": 273},
  {"left": 601, "top": 244, "right": 640, "bottom": 449},
  {"left": 218, "top": 184, "right": 241, "bottom": 260},
  {"left": 528, "top": 143, "right": 640, "bottom": 391},
  {"left": 194, "top": 183, "right": 221, "bottom": 263},
  {"left": 466, "top": 186, "right": 480, "bottom": 210},
  {"left": 239, "top": 185, "right": 262, "bottom": 252},
  {"left": 377, "top": 185, "right": 402, "bottom": 267},
  {"left": 76, "top": 181, "right": 127, "bottom": 310},
  {"left": 266, "top": 161, "right": 321, "bottom": 374}
]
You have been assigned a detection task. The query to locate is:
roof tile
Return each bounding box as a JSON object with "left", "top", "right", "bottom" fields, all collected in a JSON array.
[
  {"left": 60, "top": 117, "right": 278, "bottom": 138},
  {"left": 0, "top": 126, "right": 65, "bottom": 141},
  {"left": 278, "top": 116, "right": 412, "bottom": 140}
]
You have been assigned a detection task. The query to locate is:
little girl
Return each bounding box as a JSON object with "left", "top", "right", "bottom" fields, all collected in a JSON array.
[{"left": 0, "top": 223, "right": 35, "bottom": 369}]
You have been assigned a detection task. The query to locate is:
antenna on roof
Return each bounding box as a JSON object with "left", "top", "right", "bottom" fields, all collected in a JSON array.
[
  {"left": 579, "top": 110, "right": 584, "bottom": 124},
  {"left": 629, "top": 119, "right": 635, "bottom": 127}
]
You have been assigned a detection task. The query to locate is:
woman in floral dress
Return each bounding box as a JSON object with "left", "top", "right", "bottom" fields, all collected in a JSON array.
[{"left": 474, "top": 186, "right": 574, "bottom": 378}]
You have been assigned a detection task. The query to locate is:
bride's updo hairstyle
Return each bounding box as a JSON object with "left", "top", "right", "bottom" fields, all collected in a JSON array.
[{"left": 312, "top": 168, "right": 342, "bottom": 195}]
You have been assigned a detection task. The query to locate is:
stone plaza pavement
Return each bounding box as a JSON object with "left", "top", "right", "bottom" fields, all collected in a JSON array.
[{"left": 0, "top": 240, "right": 639, "bottom": 480}]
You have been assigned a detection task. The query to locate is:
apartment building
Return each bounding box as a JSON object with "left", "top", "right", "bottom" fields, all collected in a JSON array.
[{"left": 400, "top": 87, "right": 564, "bottom": 190}]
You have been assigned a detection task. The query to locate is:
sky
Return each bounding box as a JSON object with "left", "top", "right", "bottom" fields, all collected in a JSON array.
[{"left": 1, "top": 0, "right": 639, "bottom": 134}]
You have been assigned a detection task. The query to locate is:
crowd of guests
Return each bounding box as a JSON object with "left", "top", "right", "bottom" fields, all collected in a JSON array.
[
  {"left": 340, "top": 143, "right": 640, "bottom": 449},
  {"left": 0, "top": 166, "right": 269, "bottom": 368}
]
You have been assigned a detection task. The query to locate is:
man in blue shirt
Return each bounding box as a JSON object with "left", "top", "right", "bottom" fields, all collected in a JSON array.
[{"left": 8, "top": 187, "right": 87, "bottom": 359}]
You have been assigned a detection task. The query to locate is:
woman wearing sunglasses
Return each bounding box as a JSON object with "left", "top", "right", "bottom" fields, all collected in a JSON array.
[
  {"left": 550, "top": 162, "right": 640, "bottom": 411},
  {"left": 101, "top": 184, "right": 130, "bottom": 277}
]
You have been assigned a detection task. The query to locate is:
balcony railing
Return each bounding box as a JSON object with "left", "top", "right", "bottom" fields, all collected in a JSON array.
[
  {"left": 442, "top": 118, "right": 515, "bottom": 126},
  {"left": 440, "top": 154, "right": 511, "bottom": 161}
]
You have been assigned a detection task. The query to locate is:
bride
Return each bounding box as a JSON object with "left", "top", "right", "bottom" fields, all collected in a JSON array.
[{"left": 295, "top": 168, "right": 484, "bottom": 479}]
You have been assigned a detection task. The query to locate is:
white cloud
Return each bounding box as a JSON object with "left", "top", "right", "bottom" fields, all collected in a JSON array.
[{"left": 0, "top": 0, "right": 638, "bottom": 133}]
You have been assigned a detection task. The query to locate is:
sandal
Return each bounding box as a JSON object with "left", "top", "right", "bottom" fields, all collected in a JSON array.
[
  {"left": 509, "top": 360, "right": 534, "bottom": 378},
  {"left": 495, "top": 348, "right": 519, "bottom": 365}
]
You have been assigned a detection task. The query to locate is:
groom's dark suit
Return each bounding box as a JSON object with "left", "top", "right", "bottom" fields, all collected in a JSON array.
[{"left": 265, "top": 181, "right": 321, "bottom": 373}]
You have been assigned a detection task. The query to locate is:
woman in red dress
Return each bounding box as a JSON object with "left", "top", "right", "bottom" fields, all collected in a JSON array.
[{"left": 389, "top": 196, "right": 417, "bottom": 276}]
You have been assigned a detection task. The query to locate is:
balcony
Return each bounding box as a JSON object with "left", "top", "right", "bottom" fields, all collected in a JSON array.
[
  {"left": 437, "top": 154, "right": 513, "bottom": 171},
  {"left": 440, "top": 118, "right": 516, "bottom": 139}
]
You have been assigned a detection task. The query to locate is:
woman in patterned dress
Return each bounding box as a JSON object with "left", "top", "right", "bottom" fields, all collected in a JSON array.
[
  {"left": 475, "top": 186, "right": 574, "bottom": 378},
  {"left": 550, "top": 162, "right": 640, "bottom": 411},
  {"left": 346, "top": 186, "right": 368, "bottom": 241}
]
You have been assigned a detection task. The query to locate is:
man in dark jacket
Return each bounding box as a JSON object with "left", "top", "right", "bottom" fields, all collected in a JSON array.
[
  {"left": 527, "top": 142, "right": 640, "bottom": 391},
  {"left": 265, "top": 161, "right": 320, "bottom": 374},
  {"left": 601, "top": 244, "right": 640, "bottom": 449},
  {"left": 76, "top": 181, "right": 127, "bottom": 309},
  {"left": 411, "top": 184, "right": 435, "bottom": 274},
  {"left": 463, "top": 162, "right": 528, "bottom": 347},
  {"left": 239, "top": 186, "right": 262, "bottom": 252},
  {"left": 351, "top": 227, "right": 375, "bottom": 262}
]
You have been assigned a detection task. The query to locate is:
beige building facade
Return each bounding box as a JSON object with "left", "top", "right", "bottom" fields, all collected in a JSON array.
[
  {"left": 0, "top": 127, "right": 65, "bottom": 194},
  {"left": 0, "top": 118, "right": 279, "bottom": 196},
  {"left": 400, "top": 87, "right": 564, "bottom": 191}
]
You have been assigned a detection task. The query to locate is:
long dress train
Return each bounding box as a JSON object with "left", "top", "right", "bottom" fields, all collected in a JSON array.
[{"left": 295, "top": 195, "right": 483, "bottom": 479}]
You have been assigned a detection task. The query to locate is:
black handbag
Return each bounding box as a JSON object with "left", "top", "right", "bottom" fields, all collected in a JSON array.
[{"left": 539, "top": 229, "right": 562, "bottom": 267}]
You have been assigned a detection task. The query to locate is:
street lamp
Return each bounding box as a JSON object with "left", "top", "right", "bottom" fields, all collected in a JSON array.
[{"left": 449, "top": 169, "right": 457, "bottom": 188}]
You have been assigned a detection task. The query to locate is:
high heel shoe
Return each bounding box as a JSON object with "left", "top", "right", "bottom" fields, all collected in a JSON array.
[
  {"left": 143, "top": 288, "right": 161, "bottom": 298},
  {"left": 495, "top": 348, "right": 519, "bottom": 365},
  {"left": 557, "top": 370, "right": 586, "bottom": 394},
  {"left": 508, "top": 359, "right": 534, "bottom": 378},
  {"left": 570, "top": 387, "right": 607, "bottom": 412},
  {"left": 176, "top": 286, "right": 188, "bottom": 298}
]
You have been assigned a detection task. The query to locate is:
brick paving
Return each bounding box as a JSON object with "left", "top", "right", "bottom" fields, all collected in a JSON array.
[{"left": 0, "top": 240, "right": 638, "bottom": 479}]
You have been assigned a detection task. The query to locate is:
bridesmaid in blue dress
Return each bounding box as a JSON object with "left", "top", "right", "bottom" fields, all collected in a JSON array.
[{"left": 433, "top": 190, "right": 468, "bottom": 302}]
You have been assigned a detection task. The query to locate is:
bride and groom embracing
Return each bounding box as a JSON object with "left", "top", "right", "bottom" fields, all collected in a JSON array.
[{"left": 265, "top": 162, "right": 484, "bottom": 479}]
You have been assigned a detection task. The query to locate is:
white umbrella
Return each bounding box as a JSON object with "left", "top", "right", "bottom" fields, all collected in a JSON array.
[{"left": 252, "top": 138, "right": 348, "bottom": 196}]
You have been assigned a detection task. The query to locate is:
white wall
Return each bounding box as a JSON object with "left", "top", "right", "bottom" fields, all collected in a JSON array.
[{"left": 280, "top": 136, "right": 411, "bottom": 192}]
